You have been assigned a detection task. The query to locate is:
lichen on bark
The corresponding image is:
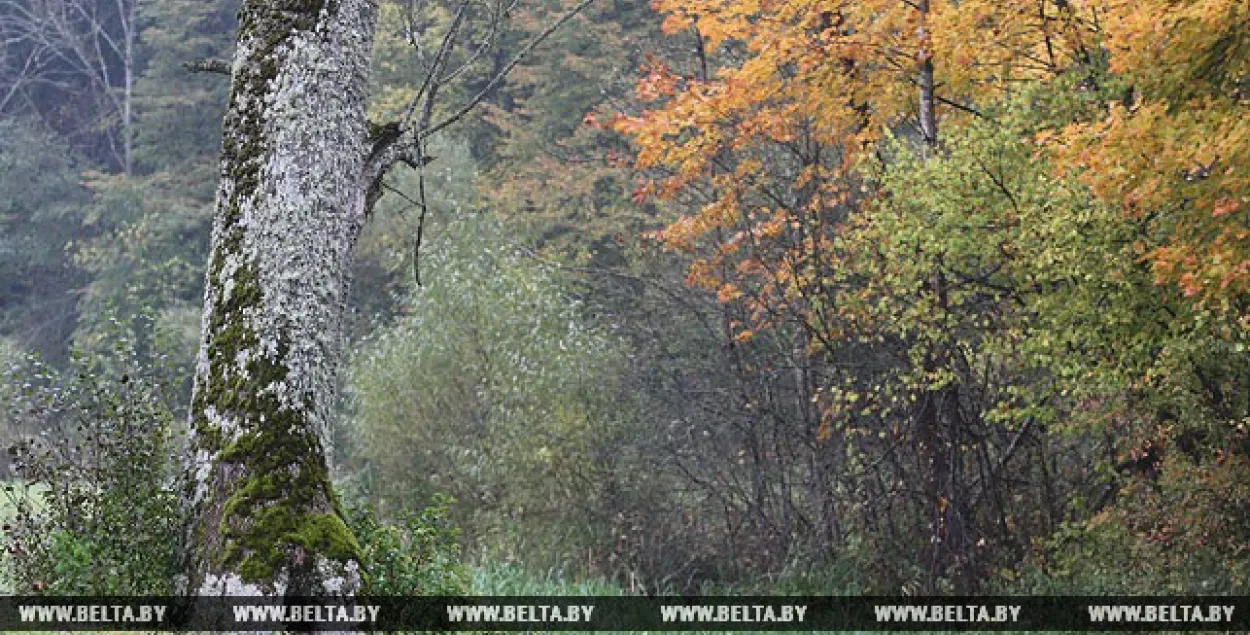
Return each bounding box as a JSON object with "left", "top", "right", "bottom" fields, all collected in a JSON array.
[{"left": 182, "top": 0, "right": 379, "bottom": 597}]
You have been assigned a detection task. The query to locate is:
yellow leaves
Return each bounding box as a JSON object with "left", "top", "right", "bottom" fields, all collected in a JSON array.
[
  {"left": 1043, "top": 0, "right": 1250, "bottom": 308},
  {"left": 816, "top": 420, "right": 833, "bottom": 442},
  {"left": 633, "top": 59, "right": 680, "bottom": 102},
  {"left": 684, "top": 258, "right": 717, "bottom": 290},
  {"left": 1100, "top": 0, "right": 1249, "bottom": 98},
  {"left": 653, "top": 0, "right": 767, "bottom": 51},
  {"left": 619, "top": 0, "right": 1244, "bottom": 390},
  {"left": 658, "top": 11, "right": 693, "bottom": 35}
]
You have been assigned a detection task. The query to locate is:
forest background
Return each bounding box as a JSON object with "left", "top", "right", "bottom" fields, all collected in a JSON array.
[{"left": 0, "top": 0, "right": 1247, "bottom": 600}]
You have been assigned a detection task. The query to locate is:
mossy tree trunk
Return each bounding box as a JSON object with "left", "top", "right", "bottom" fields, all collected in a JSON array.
[
  {"left": 180, "top": 0, "right": 599, "bottom": 597},
  {"left": 181, "top": 0, "right": 379, "bottom": 596}
]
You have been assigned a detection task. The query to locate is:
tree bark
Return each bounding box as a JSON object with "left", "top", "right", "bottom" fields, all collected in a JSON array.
[
  {"left": 181, "top": 0, "right": 379, "bottom": 596},
  {"left": 119, "top": 0, "right": 135, "bottom": 175},
  {"left": 916, "top": 0, "right": 937, "bottom": 150},
  {"left": 911, "top": 0, "right": 964, "bottom": 591}
]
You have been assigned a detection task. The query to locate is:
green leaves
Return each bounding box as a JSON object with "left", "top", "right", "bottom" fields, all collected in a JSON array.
[
  {"left": 2, "top": 327, "right": 184, "bottom": 595},
  {"left": 347, "top": 493, "right": 470, "bottom": 596},
  {"left": 346, "top": 210, "right": 630, "bottom": 567}
]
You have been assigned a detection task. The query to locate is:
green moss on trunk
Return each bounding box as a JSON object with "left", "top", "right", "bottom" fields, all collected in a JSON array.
[{"left": 186, "top": 0, "right": 363, "bottom": 590}]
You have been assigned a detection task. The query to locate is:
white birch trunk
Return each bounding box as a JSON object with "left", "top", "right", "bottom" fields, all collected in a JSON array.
[
  {"left": 181, "top": 0, "right": 379, "bottom": 597},
  {"left": 120, "top": 0, "right": 134, "bottom": 175},
  {"left": 916, "top": 0, "right": 937, "bottom": 149}
]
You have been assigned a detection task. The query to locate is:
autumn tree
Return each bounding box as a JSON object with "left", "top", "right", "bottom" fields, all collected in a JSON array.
[
  {"left": 612, "top": 0, "right": 1250, "bottom": 593},
  {"left": 615, "top": 0, "right": 1127, "bottom": 590},
  {"left": 1047, "top": 0, "right": 1248, "bottom": 308},
  {"left": 474, "top": 0, "right": 658, "bottom": 258}
]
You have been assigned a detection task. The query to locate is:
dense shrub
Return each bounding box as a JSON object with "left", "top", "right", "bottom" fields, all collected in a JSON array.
[
  {"left": 1015, "top": 455, "right": 1250, "bottom": 595},
  {"left": 348, "top": 493, "right": 470, "bottom": 596},
  {"left": 1, "top": 323, "right": 471, "bottom": 596},
  {"left": 1, "top": 335, "right": 183, "bottom": 594},
  {"left": 346, "top": 212, "right": 637, "bottom": 573}
]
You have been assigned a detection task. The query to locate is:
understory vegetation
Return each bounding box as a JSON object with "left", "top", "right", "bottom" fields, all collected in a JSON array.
[{"left": 1, "top": 0, "right": 1247, "bottom": 603}]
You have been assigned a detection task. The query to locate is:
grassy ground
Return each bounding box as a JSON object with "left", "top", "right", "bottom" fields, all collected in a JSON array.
[
  {"left": 0, "top": 561, "right": 1112, "bottom": 635},
  {"left": 0, "top": 493, "right": 1095, "bottom": 635}
]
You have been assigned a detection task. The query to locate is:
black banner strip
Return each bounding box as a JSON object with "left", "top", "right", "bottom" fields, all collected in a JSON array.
[{"left": 2, "top": 596, "right": 1248, "bottom": 631}]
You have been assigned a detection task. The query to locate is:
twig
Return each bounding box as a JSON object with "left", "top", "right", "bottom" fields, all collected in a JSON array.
[
  {"left": 419, "top": 0, "right": 599, "bottom": 141},
  {"left": 183, "top": 58, "right": 230, "bottom": 75}
]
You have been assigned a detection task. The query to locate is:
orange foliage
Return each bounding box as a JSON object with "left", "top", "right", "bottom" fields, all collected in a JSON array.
[
  {"left": 1048, "top": 0, "right": 1249, "bottom": 305},
  {"left": 616, "top": 0, "right": 1102, "bottom": 332},
  {"left": 622, "top": 0, "right": 1246, "bottom": 322}
]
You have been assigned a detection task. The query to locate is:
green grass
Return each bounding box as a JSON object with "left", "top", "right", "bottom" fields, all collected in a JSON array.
[
  {"left": 0, "top": 495, "right": 1088, "bottom": 634},
  {"left": 471, "top": 563, "right": 631, "bottom": 597}
]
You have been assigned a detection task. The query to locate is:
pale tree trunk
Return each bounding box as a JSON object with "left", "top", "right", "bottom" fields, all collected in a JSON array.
[
  {"left": 910, "top": 0, "right": 963, "bottom": 591},
  {"left": 179, "top": 0, "right": 601, "bottom": 598},
  {"left": 181, "top": 0, "right": 379, "bottom": 596},
  {"left": 118, "top": 0, "right": 135, "bottom": 175},
  {"left": 916, "top": 0, "right": 937, "bottom": 150}
]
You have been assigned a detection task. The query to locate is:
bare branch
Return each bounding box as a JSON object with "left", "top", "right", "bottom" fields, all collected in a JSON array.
[
  {"left": 401, "top": 0, "right": 473, "bottom": 132},
  {"left": 435, "top": 0, "right": 506, "bottom": 88},
  {"left": 183, "top": 58, "right": 231, "bottom": 75},
  {"left": 0, "top": 0, "right": 138, "bottom": 171},
  {"left": 420, "top": 0, "right": 599, "bottom": 141},
  {"left": 364, "top": 0, "right": 600, "bottom": 201}
]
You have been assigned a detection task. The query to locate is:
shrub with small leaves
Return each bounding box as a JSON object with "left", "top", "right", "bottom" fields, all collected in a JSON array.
[
  {"left": 1013, "top": 455, "right": 1250, "bottom": 595},
  {"left": 347, "top": 494, "right": 470, "bottom": 596},
  {"left": 1, "top": 324, "right": 183, "bottom": 595}
]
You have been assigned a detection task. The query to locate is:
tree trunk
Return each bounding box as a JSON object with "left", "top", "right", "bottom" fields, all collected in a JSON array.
[
  {"left": 916, "top": 0, "right": 937, "bottom": 150},
  {"left": 911, "top": 0, "right": 964, "bottom": 591},
  {"left": 120, "top": 0, "right": 135, "bottom": 176},
  {"left": 180, "top": 0, "right": 379, "bottom": 596}
]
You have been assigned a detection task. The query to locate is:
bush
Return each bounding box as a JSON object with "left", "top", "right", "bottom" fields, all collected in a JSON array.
[
  {"left": 348, "top": 494, "right": 470, "bottom": 596},
  {"left": 1, "top": 331, "right": 183, "bottom": 594},
  {"left": 1013, "top": 455, "right": 1250, "bottom": 595},
  {"left": 1, "top": 313, "right": 469, "bottom": 597},
  {"left": 346, "top": 212, "right": 634, "bottom": 572}
]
